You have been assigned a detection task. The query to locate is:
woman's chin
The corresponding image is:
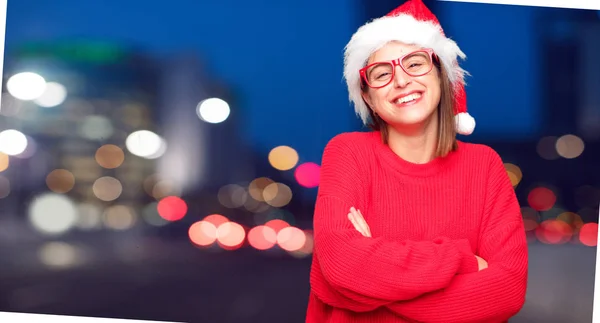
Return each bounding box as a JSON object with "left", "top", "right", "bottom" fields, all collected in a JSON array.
[{"left": 383, "top": 113, "right": 436, "bottom": 132}]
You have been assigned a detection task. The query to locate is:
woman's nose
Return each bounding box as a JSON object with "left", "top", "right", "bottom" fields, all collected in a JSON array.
[{"left": 393, "top": 66, "right": 412, "bottom": 87}]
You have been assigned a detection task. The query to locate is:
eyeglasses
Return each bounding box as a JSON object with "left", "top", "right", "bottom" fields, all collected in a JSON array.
[{"left": 360, "top": 48, "right": 436, "bottom": 89}]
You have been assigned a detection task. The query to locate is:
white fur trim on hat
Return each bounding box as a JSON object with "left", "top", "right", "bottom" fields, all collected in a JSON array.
[
  {"left": 455, "top": 112, "right": 475, "bottom": 135},
  {"left": 344, "top": 14, "right": 467, "bottom": 125}
]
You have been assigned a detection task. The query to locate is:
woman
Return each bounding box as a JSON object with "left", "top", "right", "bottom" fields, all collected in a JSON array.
[{"left": 306, "top": 1, "right": 528, "bottom": 322}]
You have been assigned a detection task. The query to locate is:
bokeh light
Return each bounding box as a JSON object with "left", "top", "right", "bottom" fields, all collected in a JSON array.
[
  {"left": 0, "top": 153, "right": 9, "bottom": 173},
  {"left": 28, "top": 193, "right": 78, "bottom": 235},
  {"left": 203, "top": 214, "right": 229, "bottom": 227},
  {"left": 556, "top": 212, "right": 584, "bottom": 232},
  {"left": 294, "top": 162, "right": 320, "bottom": 188},
  {"left": 189, "top": 221, "right": 218, "bottom": 247},
  {"left": 262, "top": 182, "right": 293, "bottom": 207},
  {"left": 247, "top": 225, "right": 277, "bottom": 250},
  {"left": 535, "top": 219, "right": 573, "bottom": 245},
  {"left": 38, "top": 242, "right": 81, "bottom": 269},
  {"left": 579, "top": 223, "right": 598, "bottom": 247},
  {"left": 265, "top": 219, "right": 290, "bottom": 234},
  {"left": 125, "top": 130, "right": 166, "bottom": 159},
  {"left": 103, "top": 205, "right": 137, "bottom": 230},
  {"left": 33, "top": 82, "right": 68, "bottom": 107},
  {"left": 248, "top": 177, "right": 275, "bottom": 202},
  {"left": 216, "top": 222, "right": 246, "bottom": 249},
  {"left": 93, "top": 176, "right": 123, "bottom": 201},
  {"left": 268, "top": 146, "right": 299, "bottom": 171},
  {"left": 0, "top": 129, "right": 28, "bottom": 156},
  {"left": 555, "top": 134, "right": 584, "bottom": 159},
  {"left": 157, "top": 196, "right": 187, "bottom": 221},
  {"left": 277, "top": 226, "right": 306, "bottom": 252},
  {"left": 527, "top": 187, "right": 556, "bottom": 211},
  {"left": 288, "top": 230, "right": 314, "bottom": 258},
  {"left": 197, "top": 98, "right": 230, "bottom": 124},
  {"left": 46, "top": 169, "right": 76, "bottom": 193},
  {"left": 95, "top": 144, "right": 125, "bottom": 169},
  {"left": 504, "top": 163, "right": 523, "bottom": 187},
  {"left": 6, "top": 72, "right": 47, "bottom": 100}
]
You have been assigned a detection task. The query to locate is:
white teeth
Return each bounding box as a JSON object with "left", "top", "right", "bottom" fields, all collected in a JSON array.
[{"left": 395, "top": 93, "right": 421, "bottom": 104}]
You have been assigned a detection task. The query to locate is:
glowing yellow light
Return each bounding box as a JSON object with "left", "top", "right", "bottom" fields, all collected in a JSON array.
[
  {"left": 268, "top": 146, "right": 299, "bottom": 171},
  {"left": 0, "top": 153, "right": 9, "bottom": 172},
  {"left": 504, "top": 163, "right": 522, "bottom": 187}
]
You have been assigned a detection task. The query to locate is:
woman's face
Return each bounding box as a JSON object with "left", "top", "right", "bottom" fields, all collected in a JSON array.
[{"left": 361, "top": 42, "right": 441, "bottom": 132}]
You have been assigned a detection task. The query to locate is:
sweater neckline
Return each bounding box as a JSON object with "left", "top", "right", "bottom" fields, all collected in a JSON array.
[{"left": 370, "top": 131, "right": 460, "bottom": 177}]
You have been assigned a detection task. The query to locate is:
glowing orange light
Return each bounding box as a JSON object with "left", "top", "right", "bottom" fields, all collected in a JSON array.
[
  {"left": 277, "top": 227, "right": 306, "bottom": 252},
  {"left": 535, "top": 219, "right": 572, "bottom": 245},
  {"left": 188, "top": 221, "right": 217, "bottom": 247},
  {"left": 247, "top": 225, "right": 277, "bottom": 250},
  {"left": 216, "top": 222, "right": 246, "bottom": 250},
  {"left": 265, "top": 219, "right": 290, "bottom": 234},
  {"left": 203, "top": 214, "right": 229, "bottom": 227}
]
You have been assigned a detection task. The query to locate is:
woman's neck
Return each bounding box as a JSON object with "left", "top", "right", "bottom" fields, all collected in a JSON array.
[{"left": 386, "top": 122, "right": 438, "bottom": 164}]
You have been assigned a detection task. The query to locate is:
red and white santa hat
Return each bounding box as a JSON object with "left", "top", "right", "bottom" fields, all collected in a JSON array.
[{"left": 343, "top": 0, "right": 475, "bottom": 135}]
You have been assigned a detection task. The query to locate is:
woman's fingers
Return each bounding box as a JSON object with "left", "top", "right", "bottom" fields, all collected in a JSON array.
[
  {"left": 356, "top": 209, "right": 372, "bottom": 237},
  {"left": 350, "top": 207, "right": 371, "bottom": 237},
  {"left": 348, "top": 212, "right": 367, "bottom": 236}
]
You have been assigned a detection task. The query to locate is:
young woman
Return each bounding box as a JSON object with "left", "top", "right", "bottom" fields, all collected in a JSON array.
[{"left": 306, "top": 1, "right": 528, "bottom": 322}]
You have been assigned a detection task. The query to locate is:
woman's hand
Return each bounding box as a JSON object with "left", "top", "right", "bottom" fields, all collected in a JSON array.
[
  {"left": 348, "top": 207, "right": 488, "bottom": 271},
  {"left": 348, "top": 207, "right": 371, "bottom": 237},
  {"left": 475, "top": 255, "right": 488, "bottom": 271}
]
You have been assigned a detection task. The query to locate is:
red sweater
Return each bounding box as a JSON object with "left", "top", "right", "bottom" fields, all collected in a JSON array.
[{"left": 306, "top": 131, "right": 528, "bottom": 323}]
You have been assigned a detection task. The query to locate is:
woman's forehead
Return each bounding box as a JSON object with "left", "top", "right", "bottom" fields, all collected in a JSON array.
[{"left": 369, "top": 41, "right": 422, "bottom": 62}]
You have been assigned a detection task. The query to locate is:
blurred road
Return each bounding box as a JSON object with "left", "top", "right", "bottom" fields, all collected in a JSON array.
[{"left": 0, "top": 237, "right": 596, "bottom": 323}]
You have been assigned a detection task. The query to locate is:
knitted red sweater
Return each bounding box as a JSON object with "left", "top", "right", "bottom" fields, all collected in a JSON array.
[{"left": 306, "top": 131, "right": 528, "bottom": 323}]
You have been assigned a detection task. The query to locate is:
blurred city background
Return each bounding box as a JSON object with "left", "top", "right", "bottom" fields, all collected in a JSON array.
[{"left": 0, "top": 1, "right": 599, "bottom": 322}]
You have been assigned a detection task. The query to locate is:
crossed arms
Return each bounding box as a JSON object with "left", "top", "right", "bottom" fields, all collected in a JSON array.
[{"left": 311, "top": 138, "right": 528, "bottom": 323}]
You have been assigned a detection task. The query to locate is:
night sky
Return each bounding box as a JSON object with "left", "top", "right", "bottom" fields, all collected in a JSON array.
[{"left": 5, "top": 0, "right": 542, "bottom": 164}]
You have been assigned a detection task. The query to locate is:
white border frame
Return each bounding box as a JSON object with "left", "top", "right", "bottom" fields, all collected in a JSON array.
[{"left": 0, "top": 0, "right": 597, "bottom": 322}]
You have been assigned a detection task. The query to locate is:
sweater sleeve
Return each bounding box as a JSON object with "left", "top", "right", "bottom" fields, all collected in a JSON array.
[
  {"left": 384, "top": 148, "right": 528, "bottom": 323},
  {"left": 311, "top": 135, "right": 480, "bottom": 312}
]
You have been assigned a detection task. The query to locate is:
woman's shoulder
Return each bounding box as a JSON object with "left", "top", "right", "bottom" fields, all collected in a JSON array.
[
  {"left": 456, "top": 141, "right": 505, "bottom": 168},
  {"left": 325, "top": 131, "right": 376, "bottom": 152}
]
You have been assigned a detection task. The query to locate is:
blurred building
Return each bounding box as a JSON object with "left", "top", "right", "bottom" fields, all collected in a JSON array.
[
  {"left": 155, "top": 53, "right": 256, "bottom": 195},
  {"left": 0, "top": 40, "right": 162, "bottom": 235}
]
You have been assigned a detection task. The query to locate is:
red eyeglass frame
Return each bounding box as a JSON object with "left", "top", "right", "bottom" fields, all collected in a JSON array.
[{"left": 359, "top": 48, "right": 438, "bottom": 89}]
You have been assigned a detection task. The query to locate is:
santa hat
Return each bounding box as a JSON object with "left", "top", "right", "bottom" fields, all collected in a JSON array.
[{"left": 343, "top": 0, "right": 475, "bottom": 135}]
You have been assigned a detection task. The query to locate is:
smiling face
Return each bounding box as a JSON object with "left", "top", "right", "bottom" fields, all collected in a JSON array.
[{"left": 361, "top": 41, "right": 441, "bottom": 133}]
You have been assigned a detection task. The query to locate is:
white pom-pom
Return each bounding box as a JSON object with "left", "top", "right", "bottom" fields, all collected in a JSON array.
[{"left": 455, "top": 112, "right": 475, "bottom": 135}]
